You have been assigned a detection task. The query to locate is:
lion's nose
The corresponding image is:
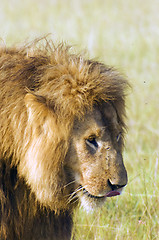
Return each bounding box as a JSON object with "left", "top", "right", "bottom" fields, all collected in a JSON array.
[{"left": 107, "top": 179, "right": 127, "bottom": 191}]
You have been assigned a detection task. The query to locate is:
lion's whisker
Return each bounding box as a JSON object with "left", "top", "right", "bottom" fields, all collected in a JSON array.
[
  {"left": 66, "top": 196, "right": 79, "bottom": 206},
  {"left": 68, "top": 186, "right": 82, "bottom": 197},
  {"left": 63, "top": 180, "right": 76, "bottom": 189},
  {"left": 66, "top": 186, "right": 83, "bottom": 204}
]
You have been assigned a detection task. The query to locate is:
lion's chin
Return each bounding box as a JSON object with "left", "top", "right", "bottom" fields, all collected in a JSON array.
[
  {"left": 77, "top": 187, "right": 106, "bottom": 212},
  {"left": 78, "top": 186, "right": 123, "bottom": 212},
  {"left": 79, "top": 194, "right": 106, "bottom": 212}
]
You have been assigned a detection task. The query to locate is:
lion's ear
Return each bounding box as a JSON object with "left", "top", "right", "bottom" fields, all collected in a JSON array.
[
  {"left": 24, "top": 93, "right": 55, "bottom": 131},
  {"left": 24, "top": 92, "right": 44, "bottom": 104},
  {"left": 24, "top": 93, "right": 48, "bottom": 119}
]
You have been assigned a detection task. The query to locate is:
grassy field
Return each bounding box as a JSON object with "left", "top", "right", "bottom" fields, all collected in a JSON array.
[{"left": 0, "top": 0, "right": 159, "bottom": 239}]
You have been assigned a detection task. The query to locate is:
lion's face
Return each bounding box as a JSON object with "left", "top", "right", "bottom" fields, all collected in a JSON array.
[
  {"left": 67, "top": 102, "right": 127, "bottom": 211},
  {"left": 22, "top": 94, "right": 127, "bottom": 212}
]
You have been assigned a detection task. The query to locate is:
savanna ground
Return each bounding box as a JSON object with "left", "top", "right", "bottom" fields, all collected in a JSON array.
[{"left": 0, "top": 0, "right": 159, "bottom": 239}]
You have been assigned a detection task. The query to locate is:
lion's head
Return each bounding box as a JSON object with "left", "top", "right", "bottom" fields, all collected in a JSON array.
[{"left": 1, "top": 41, "right": 128, "bottom": 212}]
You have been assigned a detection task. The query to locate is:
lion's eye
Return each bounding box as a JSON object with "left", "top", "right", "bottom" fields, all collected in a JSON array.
[
  {"left": 116, "top": 132, "right": 121, "bottom": 142},
  {"left": 86, "top": 136, "right": 98, "bottom": 150}
]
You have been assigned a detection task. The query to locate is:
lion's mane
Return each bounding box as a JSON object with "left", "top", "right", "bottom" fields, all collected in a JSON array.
[{"left": 0, "top": 38, "right": 129, "bottom": 240}]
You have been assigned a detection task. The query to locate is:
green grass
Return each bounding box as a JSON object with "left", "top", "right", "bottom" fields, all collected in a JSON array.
[{"left": 0, "top": 0, "right": 159, "bottom": 239}]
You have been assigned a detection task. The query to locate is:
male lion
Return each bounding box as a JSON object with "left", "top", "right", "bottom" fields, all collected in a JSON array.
[{"left": 0, "top": 38, "right": 129, "bottom": 240}]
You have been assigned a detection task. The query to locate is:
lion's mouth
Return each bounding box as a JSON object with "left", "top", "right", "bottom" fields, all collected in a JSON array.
[{"left": 81, "top": 186, "right": 121, "bottom": 199}]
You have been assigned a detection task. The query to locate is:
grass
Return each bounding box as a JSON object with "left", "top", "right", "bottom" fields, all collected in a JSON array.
[{"left": 0, "top": 0, "right": 159, "bottom": 239}]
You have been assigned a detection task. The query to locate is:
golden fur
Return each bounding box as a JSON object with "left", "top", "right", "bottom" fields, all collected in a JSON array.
[{"left": 0, "top": 38, "right": 129, "bottom": 239}]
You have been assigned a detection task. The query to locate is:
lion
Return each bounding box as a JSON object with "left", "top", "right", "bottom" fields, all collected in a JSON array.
[{"left": 0, "top": 38, "right": 129, "bottom": 240}]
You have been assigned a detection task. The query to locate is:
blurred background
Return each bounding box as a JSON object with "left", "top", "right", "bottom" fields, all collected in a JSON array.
[{"left": 0, "top": 0, "right": 158, "bottom": 239}]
